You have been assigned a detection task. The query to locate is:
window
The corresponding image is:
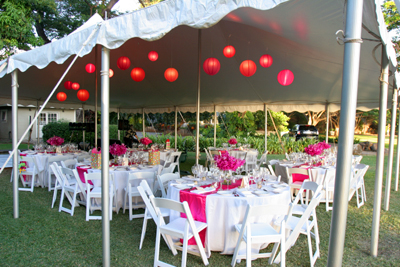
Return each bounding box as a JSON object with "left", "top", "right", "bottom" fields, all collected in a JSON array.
[
  {"left": 39, "top": 113, "right": 47, "bottom": 125},
  {"left": 48, "top": 113, "right": 58, "bottom": 123},
  {"left": 1, "top": 110, "right": 6, "bottom": 122}
]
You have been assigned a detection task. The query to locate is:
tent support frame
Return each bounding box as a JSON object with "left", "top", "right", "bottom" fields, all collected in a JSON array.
[
  {"left": 264, "top": 104, "right": 267, "bottom": 153},
  {"left": 325, "top": 102, "right": 330, "bottom": 143},
  {"left": 12, "top": 70, "right": 19, "bottom": 219},
  {"left": 327, "top": 0, "right": 363, "bottom": 265},
  {"left": 395, "top": 99, "right": 400, "bottom": 191},
  {"left": 371, "top": 45, "right": 389, "bottom": 257},
  {"left": 195, "top": 29, "right": 201, "bottom": 165},
  {"left": 175, "top": 106, "right": 178, "bottom": 150},
  {"left": 100, "top": 46, "right": 111, "bottom": 267},
  {"left": 384, "top": 86, "right": 398, "bottom": 210}
]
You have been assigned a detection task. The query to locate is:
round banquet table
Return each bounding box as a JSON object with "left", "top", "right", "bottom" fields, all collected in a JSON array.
[
  {"left": 167, "top": 179, "right": 291, "bottom": 257},
  {"left": 84, "top": 165, "right": 160, "bottom": 211},
  {"left": 274, "top": 162, "right": 336, "bottom": 185}
]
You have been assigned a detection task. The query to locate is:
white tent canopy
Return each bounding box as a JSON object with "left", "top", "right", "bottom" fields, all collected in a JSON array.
[{"left": 0, "top": 0, "right": 397, "bottom": 113}]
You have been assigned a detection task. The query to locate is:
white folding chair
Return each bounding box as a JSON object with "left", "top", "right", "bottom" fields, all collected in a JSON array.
[
  {"left": 277, "top": 193, "right": 323, "bottom": 267},
  {"left": 137, "top": 180, "right": 170, "bottom": 250},
  {"left": 169, "top": 151, "right": 182, "bottom": 174},
  {"left": 285, "top": 167, "right": 312, "bottom": 200},
  {"left": 349, "top": 164, "right": 369, "bottom": 208},
  {"left": 318, "top": 168, "right": 335, "bottom": 211},
  {"left": 61, "top": 158, "right": 77, "bottom": 169},
  {"left": 204, "top": 148, "right": 215, "bottom": 168},
  {"left": 123, "top": 171, "right": 155, "bottom": 220},
  {"left": 267, "top": 161, "right": 277, "bottom": 177},
  {"left": 291, "top": 181, "right": 322, "bottom": 216},
  {"left": 59, "top": 167, "right": 83, "bottom": 216},
  {"left": 157, "top": 172, "right": 180, "bottom": 198},
  {"left": 77, "top": 154, "right": 91, "bottom": 162},
  {"left": 84, "top": 172, "right": 114, "bottom": 221},
  {"left": 161, "top": 151, "right": 172, "bottom": 167},
  {"left": 244, "top": 150, "right": 258, "bottom": 173},
  {"left": 257, "top": 152, "right": 268, "bottom": 169},
  {"left": 50, "top": 163, "right": 74, "bottom": 208},
  {"left": 18, "top": 156, "right": 39, "bottom": 192},
  {"left": 231, "top": 204, "right": 290, "bottom": 267},
  {"left": 47, "top": 155, "right": 68, "bottom": 191},
  {"left": 151, "top": 197, "right": 209, "bottom": 267},
  {"left": 161, "top": 164, "right": 175, "bottom": 175}
]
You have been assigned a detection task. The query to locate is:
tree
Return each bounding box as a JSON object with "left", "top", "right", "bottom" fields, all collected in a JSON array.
[
  {"left": 304, "top": 110, "right": 326, "bottom": 126},
  {"left": 0, "top": 0, "right": 165, "bottom": 59}
]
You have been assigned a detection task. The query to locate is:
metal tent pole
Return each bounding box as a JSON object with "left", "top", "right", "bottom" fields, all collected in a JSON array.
[
  {"left": 371, "top": 45, "right": 389, "bottom": 257},
  {"left": 142, "top": 108, "right": 145, "bottom": 138},
  {"left": 175, "top": 106, "right": 178, "bottom": 150},
  {"left": 384, "top": 86, "right": 398, "bottom": 210},
  {"left": 264, "top": 104, "right": 267, "bottom": 153},
  {"left": 325, "top": 102, "right": 330, "bottom": 143},
  {"left": 395, "top": 99, "right": 400, "bottom": 191},
  {"left": 214, "top": 105, "right": 217, "bottom": 148},
  {"left": 12, "top": 70, "right": 19, "bottom": 219},
  {"left": 95, "top": 45, "right": 98, "bottom": 148},
  {"left": 82, "top": 104, "right": 85, "bottom": 150},
  {"left": 195, "top": 29, "right": 202, "bottom": 165},
  {"left": 326, "top": 0, "right": 363, "bottom": 265},
  {"left": 100, "top": 46, "right": 110, "bottom": 267},
  {"left": 117, "top": 108, "right": 120, "bottom": 141},
  {"left": 36, "top": 100, "right": 39, "bottom": 146}
]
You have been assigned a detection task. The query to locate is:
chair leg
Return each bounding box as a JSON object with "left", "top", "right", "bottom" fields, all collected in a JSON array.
[
  {"left": 30, "top": 174, "right": 35, "bottom": 192},
  {"left": 86, "top": 197, "right": 90, "bottom": 221},
  {"left": 246, "top": 237, "right": 251, "bottom": 267},
  {"left": 70, "top": 191, "right": 78, "bottom": 216},
  {"left": 109, "top": 191, "right": 113, "bottom": 221},
  {"left": 181, "top": 234, "right": 188, "bottom": 267},
  {"left": 306, "top": 225, "right": 314, "bottom": 267},
  {"left": 52, "top": 187, "right": 58, "bottom": 208},
  {"left": 123, "top": 191, "right": 127, "bottom": 214},
  {"left": 48, "top": 172, "right": 52, "bottom": 191},
  {"left": 58, "top": 187, "right": 65, "bottom": 212},
  {"left": 139, "top": 209, "right": 149, "bottom": 250},
  {"left": 129, "top": 194, "right": 132, "bottom": 221},
  {"left": 154, "top": 224, "right": 161, "bottom": 267}
]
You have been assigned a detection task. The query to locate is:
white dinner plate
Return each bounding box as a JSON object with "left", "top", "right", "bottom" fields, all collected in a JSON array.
[{"left": 217, "top": 191, "right": 232, "bottom": 195}]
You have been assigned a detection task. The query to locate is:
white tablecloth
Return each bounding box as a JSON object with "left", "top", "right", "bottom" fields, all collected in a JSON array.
[
  {"left": 274, "top": 163, "right": 336, "bottom": 185},
  {"left": 89, "top": 165, "right": 160, "bottom": 211},
  {"left": 168, "top": 181, "right": 291, "bottom": 256}
]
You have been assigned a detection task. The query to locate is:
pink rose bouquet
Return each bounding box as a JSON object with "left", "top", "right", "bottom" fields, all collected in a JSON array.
[
  {"left": 304, "top": 141, "right": 331, "bottom": 156},
  {"left": 47, "top": 136, "right": 64, "bottom": 146},
  {"left": 214, "top": 154, "right": 245, "bottom": 171},
  {"left": 110, "top": 143, "right": 127, "bottom": 156},
  {"left": 228, "top": 138, "right": 237, "bottom": 145},
  {"left": 140, "top": 137, "right": 153, "bottom": 146}
]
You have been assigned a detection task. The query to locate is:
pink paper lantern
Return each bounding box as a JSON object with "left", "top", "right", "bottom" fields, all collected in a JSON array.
[
  {"left": 239, "top": 60, "right": 257, "bottom": 77},
  {"left": 64, "top": 81, "right": 73, "bottom": 90},
  {"left": 71, "top": 82, "right": 80, "bottom": 90},
  {"left": 259, "top": 54, "right": 273, "bottom": 68},
  {"left": 148, "top": 51, "right": 158, "bottom": 61},
  {"left": 117, "top": 56, "right": 131, "bottom": 70},
  {"left": 85, "top": 63, "right": 95, "bottom": 73},
  {"left": 277, "top": 69, "right": 294, "bottom": 86},
  {"left": 223, "top": 45, "right": 236, "bottom": 58},
  {"left": 203, "top": 58, "right": 221, "bottom": 75}
]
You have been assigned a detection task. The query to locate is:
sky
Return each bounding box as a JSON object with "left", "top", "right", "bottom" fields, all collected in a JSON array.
[{"left": 112, "top": 0, "right": 141, "bottom": 13}]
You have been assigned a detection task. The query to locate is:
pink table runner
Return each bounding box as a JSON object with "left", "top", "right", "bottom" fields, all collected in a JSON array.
[{"left": 179, "top": 179, "right": 243, "bottom": 246}]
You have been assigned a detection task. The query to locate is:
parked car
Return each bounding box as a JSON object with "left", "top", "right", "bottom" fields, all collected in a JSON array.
[{"left": 289, "top": 124, "right": 319, "bottom": 141}]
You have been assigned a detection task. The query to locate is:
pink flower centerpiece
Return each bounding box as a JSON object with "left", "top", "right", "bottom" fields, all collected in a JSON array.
[
  {"left": 304, "top": 141, "right": 331, "bottom": 156},
  {"left": 228, "top": 138, "right": 237, "bottom": 145},
  {"left": 110, "top": 143, "right": 127, "bottom": 156},
  {"left": 140, "top": 137, "right": 153, "bottom": 146},
  {"left": 47, "top": 136, "right": 64, "bottom": 146},
  {"left": 214, "top": 154, "right": 245, "bottom": 172}
]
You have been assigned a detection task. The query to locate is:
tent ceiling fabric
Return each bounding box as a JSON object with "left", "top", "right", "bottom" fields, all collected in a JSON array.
[{"left": 0, "top": 0, "right": 397, "bottom": 113}]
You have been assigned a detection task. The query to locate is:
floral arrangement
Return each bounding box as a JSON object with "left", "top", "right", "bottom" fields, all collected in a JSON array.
[
  {"left": 47, "top": 136, "right": 64, "bottom": 146},
  {"left": 140, "top": 137, "right": 152, "bottom": 146},
  {"left": 214, "top": 154, "right": 245, "bottom": 171},
  {"left": 109, "top": 143, "right": 127, "bottom": 156},
  {"left": 304, "top": 141, "right": 331, "bottom": 156},
  {"left": 228, "top": 138, "right": 237, "bottom": 145}
]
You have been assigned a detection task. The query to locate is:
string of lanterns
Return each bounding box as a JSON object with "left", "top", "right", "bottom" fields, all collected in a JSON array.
[{"left": 58, "top": 45, "right": 294, "bottom": 102}]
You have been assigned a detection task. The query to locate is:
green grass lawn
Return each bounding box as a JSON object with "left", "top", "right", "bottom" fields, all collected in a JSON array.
[{"left": 0, "top": 152, "right": 399, "bottom": 266}]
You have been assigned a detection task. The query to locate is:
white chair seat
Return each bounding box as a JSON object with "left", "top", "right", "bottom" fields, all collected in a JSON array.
[
  {"left": 286, "top": 216, "right": 314, "bottom": 233},
  {"left": 292, "top": 205, "right": 307, "bottom": 215},
  {"left": 161, "top": 217, "right": 207, "bottom": 239},
  {"left": 292, "top": 181, "right": 303, "bottom": 187},
  {"left": 90, "top": 187, "right": 102, "bottom": 195},
  {"left": 235, "top": 223, "right": 279, "bottom": 241},
  {"left": 126, "top": 186, "right": 140, "bottom": 195}
]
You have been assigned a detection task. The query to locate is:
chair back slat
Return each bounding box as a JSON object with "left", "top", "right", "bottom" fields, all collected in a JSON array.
[{"left": 152, "top": 197, "right": 185, "bottom": 213}]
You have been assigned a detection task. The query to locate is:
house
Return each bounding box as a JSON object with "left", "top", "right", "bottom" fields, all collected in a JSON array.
[{"left": 0, "top": 105, "right": 77, "bottom": 143}]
